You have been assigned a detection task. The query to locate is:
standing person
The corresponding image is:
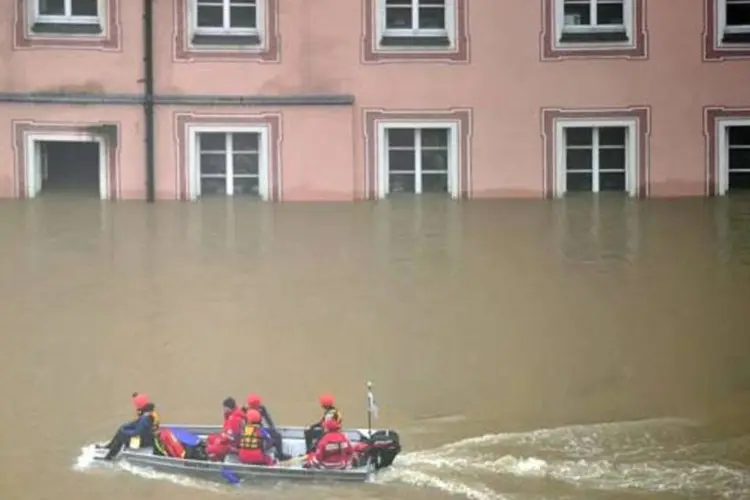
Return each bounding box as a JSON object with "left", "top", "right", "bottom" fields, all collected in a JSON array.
[{"left": 245, "top": 393, "right": 289, "bottom": 459}]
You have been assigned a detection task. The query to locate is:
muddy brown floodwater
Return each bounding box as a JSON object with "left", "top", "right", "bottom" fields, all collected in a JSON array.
[{"left": 1, "top": 195, "right": 750, "bottom": 500}]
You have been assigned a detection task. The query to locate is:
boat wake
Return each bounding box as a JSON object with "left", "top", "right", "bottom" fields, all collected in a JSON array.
[
  {"left": 73, "top": 443, "right": 227, "bottom": 493},
  {"left": 72, "top": 417, "right": 750, "bottom": 499},
  {"left": 379, "top": 417, "right": 750, "bottom": 499}
]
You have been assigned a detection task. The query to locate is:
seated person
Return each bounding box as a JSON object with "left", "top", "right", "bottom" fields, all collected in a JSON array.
[
  {"left": 244, "top": 393, "right": 289, "bottom": 460},
  {"left": 304, "top": 393, "right": 342, "bottom": 452},
  {"left": 206, "top": 397, "right": 245, "bottom": 461},
  {"left": 237, "top": 409, "right": 276, "bottom": 466},
  {"left": 304, "top": 417, "right": 354, "bottom": 470},
  {"left": 100, "top": 393, "right": 161, "bottom": 460}
]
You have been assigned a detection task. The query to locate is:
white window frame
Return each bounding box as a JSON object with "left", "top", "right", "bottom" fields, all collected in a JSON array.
[
  {"left": 555, "top": 0, "right": 634, "bottom": 45},
  {"left": 717, "top": 118, "right": 750, "bottom": 195},
  {"left": 187, "top": 125, "right": 269, "bottom": 201},
  {"left": 189, "top": 0, "right": 262, "bottom": 38},
  {"left": 24, "top": 132, "right": 109, "bottom": 199},
  {"left": 376, "top": 0, "right": 456, "bottom": 48},
  {"left": 717, "top": 0, "right": 750, "bottom": 46},
  {"left": 376, "top": 121, "right": 460, "bottom": 199},
  {"left": 555, "top": 119, "right": 638, "bottom": 197},
  {"left": 30, "top": 0, "right": 105, "bottom": 26}
]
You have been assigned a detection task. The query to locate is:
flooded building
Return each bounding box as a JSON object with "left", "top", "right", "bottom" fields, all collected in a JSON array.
[{"left": 0, "top": 0, "right": 749, "bottom": 201}]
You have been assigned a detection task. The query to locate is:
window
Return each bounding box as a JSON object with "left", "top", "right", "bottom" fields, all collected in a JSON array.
[
  {"left": 727, "top": 126, "right": 750, "bottom": 191},
  {"left": 559, "top": 0, "right": 631, "bottom": 43},
  {"left": 379, "top": 126, "right": 459, "bottom": 197},
  {"left": 720, "top": 0, "right": 750, "bottom": 44},
  {"left": 30, "top": 0, "right": 104, "bottom": 34},
  {"left": 195, "top": 131, "right": 266, "bottom": 198},
  {"left": 558, "top": 125, "right": 636, "bottom": 195},
  {"left": 190, "top": 0, "right": 261, "bottom": 46},
  {"left": 378, "top": 0, "right": 454, "bottom": 48}
]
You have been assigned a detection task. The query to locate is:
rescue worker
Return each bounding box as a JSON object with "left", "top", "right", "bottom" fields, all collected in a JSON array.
[
  {"left": 244, "top": 393, "right": 289, "bottom": 460},
  {"left": 304, "top": 417, "right": 354, "bottom": 469},
  {"left": 205, "top": 397, "right": 245, "bottom": 461},
  {"left": 244, "top": 393, "right": 277, "bottom": 429},
  {"left": 304, "top": 393, "right": 343, "bottom": 452},
  {"left": 237, "top": 409, "right": 276, "bottom": 466},
  {"left": 101, "top": 393, "right": 161, "bottom": 460}
]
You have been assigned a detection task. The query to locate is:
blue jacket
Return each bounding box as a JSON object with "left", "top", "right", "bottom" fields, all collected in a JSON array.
[{"left": 119, "top": 412, "right": 152, "bottom": 437}]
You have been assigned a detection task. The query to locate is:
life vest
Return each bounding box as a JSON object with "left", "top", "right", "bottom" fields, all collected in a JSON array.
[
  {"left": 149, "top": 410, "right": 161, "bottom": 435},
  {"left": 321, "top": 439, "right": 349, "bottom": 460},
  {"left": 322, "top": 407, "right": 342, "bottom": 425},
  {"left": 310, "top": 432, "right": 353, "bottom": 469},
  {"left": 239, "top": 424, "right": 263, "bottom": 450}
]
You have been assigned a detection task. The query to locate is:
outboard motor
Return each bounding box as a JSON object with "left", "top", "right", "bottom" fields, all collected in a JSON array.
[{"left": 365, "top": 430, "right": 401, "bottom": 470}]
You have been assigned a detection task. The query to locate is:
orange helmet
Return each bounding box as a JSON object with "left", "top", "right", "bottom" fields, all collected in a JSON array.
[
  {"left": 246, "top": 393, "right": 262, "bottom": 409},
  {"left": 132, "top": 393, "right": 150, "bottom": 411},
  {"left": 246, "top": 409, "right": 262, "bottom": 424},
  {"left": 324, "top": 417, "right": 341, "bottom": 432},
  {"left": 319, "top": 393, "right": 334, "bottom": 408}
]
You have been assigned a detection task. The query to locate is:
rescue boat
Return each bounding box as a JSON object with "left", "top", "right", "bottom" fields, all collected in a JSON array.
[{"left": 91, "top": 424, "right": 401, "bottom": 483}]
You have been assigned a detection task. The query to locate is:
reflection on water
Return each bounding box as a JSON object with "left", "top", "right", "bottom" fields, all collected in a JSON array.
[
  {"left": 555, "top": 195, "right": 640, "bottom": 268},
  {"left": 1, "top": 194, "right": 750, "bottom": 500}
]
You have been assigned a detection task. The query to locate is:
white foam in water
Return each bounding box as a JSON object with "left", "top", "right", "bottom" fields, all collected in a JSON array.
[
  {"left": 73, "top": 444, "right": 99, "bottom": 471},
  {"left": 381, "top": 417, "right": 750, "bottom": 499},
  {"left": 72, "top": 442, "right": 227, "bottom": 494},
  {"left": 380, "top": 469, "right": 507, "bottom": 500},
  {"left": 117, "top": 461, "right": 227, "bottom": 493}
]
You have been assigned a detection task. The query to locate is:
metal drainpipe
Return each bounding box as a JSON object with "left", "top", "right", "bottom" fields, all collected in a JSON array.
[{"left": 143, "top": 0, "right": 155, "bottom": 202}]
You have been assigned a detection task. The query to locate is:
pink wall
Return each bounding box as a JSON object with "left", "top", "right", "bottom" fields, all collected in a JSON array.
[{"left": 1, "top": 0, "right": 749, "bottom": 200}]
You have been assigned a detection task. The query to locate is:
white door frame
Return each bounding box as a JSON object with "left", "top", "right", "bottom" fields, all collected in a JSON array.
[
  {"left": 376, "top": 121, "right": 460, "bottom": 199},
  {"left": 717, "top": 118, "right": 750, "bottom": 195},
  {"left": 25, "top": 132, "right": 108, "bottom": 199},
  {"left": 186, "top": 125, "right": 270, "bottom": 201},
  {"left": 554, "top": 119, "right": 638, "bottom": 197}
]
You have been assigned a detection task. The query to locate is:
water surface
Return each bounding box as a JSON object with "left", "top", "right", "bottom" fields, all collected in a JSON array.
[{"left": 1, "top": 194, "right": 750, "bottom": 499}]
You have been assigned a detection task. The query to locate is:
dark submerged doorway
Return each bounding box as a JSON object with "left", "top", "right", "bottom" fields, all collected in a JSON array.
[{"left": 39, "top": 141, "right": 101, "bottom": 196}]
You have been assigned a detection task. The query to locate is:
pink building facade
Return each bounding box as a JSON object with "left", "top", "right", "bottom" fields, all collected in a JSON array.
[{"left": 0, "top": 0, "right": 749, "bottom": 201}]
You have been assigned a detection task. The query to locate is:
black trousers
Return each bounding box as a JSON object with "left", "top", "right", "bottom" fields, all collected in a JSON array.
[
  {"left": 104, "top": 426, "right": 153, "bottom": 460},
  {"left": 266, "top": 428, "right": 289, "bottom": 459},
  {"left": 304, "top": 425, "right": 323, "bottom": 453}
]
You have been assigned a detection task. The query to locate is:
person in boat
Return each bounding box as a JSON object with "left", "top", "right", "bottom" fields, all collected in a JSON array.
[
  {"left": 205, "top": 397, "right": 245, "bottom": 461},
  {"left": 304, "top": 417, "right": 354, "bottom": 469},
  {"left": 304, "top": 393, "right": 342, "bottom": 452},
  {"left": 244, "top": 393, "right": 289, "bottom": 460},
  {"left": 237, "top": 409, "right": 276, "bottom": 466},
  {"left": 100, "top": 393, "right": 186, "bottom": 460},
  {"left": 101, "top": 393, "right": 161, "bottom": 459}
]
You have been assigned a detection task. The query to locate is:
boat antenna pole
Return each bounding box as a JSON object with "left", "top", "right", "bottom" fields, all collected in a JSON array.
[{"left": 366, "top": 380, "right": 373, "bottom": 439}]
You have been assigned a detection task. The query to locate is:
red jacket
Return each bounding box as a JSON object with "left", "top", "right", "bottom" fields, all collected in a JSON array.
[
  {"left": 308, "top": 431, "right": 354, "bottom": 469},
  {"left": 222, "top": 408, "right": 245, "bottom": 444}
]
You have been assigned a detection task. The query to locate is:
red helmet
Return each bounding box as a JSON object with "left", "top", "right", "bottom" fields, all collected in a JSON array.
[
  {"left": 132, "top": 393, "right": 150, "bottom": 410},
  {"left": 324, "top": 417, "right": 341, "bottom": 432},
  {"left": 319, "top": 393, "right": 334, "bottom": 408},
  {"left": 246, "top": 393, "right": 262, "bottom": 409},
  {"left": 246, "top": 409, "right": 262, "bottom": 424}
]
